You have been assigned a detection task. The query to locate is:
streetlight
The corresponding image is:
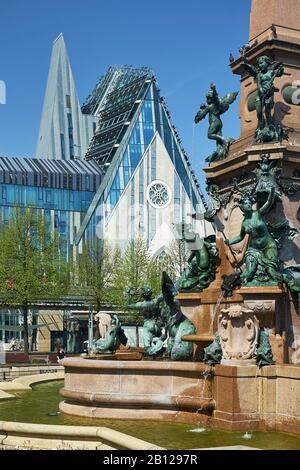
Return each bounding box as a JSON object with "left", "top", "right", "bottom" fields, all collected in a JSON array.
[
  {"left": 62, "top": 310, "right": 69, "bottom": 352},
  {"left": 87, "top": 304, "right": 93, "bottom": 355}
]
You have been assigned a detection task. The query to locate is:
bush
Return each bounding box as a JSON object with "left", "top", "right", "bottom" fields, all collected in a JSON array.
[{"left": 30, "top": 358, "right": 47, "bottom": 364}]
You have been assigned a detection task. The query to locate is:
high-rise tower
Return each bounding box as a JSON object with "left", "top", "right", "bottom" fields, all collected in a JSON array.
[{"left": 36, "top": 34, "right": 97, "bottom": 160}]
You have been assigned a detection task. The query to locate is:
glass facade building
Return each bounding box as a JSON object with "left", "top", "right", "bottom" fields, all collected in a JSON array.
[
  {"left": 76, "top": 70, "right": 205, "bottom": 248},
  {"left": 34, "top": 35, "right": 206, "bottom": 252},
  {"left": 0, "top": 156, "right": 101, "bottom": 259}
]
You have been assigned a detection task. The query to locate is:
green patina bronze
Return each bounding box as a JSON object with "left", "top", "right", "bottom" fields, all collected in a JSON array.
[
  {"left": 256, "top": 328, "right": 274, "bottom": 367},
  {"left": 243, "top": 56, "right": 286, "bottom": 143},
  {"left": 92, "top": 314, "right": 127, "bottom": 354},
  {"left": 161, "top": 272, "right": 196, "bottom": 361},
  {"left": 225, "top": 188, "right": 282, "bottom": 286},
  {"left": 203, "top": 333, "right": 222, "bottom": 365},
  {"left": 175, "top": 224, "right": 219, "bottom": 291},
  {"left": 254, "top": 153, "right": 281, "bottom": 206},
  {"left": 127, "top": 286, "right": 165, "bottom": 357},
  {"left": 195, "top": 83, "right": 238, "bottom": 163},
  {"left": 204, "top": 184, "right": 222, "bottom": 221},
  {"left": 127, "top": 274, "right": 196, "bottom": 361},
  {"left": 282, "top": 265, "right": 300, "bottom": 294},
  {"left": 224, "top": 152, "right": 299, "bottom": 287}
]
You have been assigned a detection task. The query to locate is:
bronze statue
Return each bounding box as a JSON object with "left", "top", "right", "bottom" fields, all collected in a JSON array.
[
  {"left": 283, "top": 265, "right": 300, "bottom": 294},
  {"left": 92, "top": 314, "right": 127, "bottom": 354},
  {"left": 195, "top": 83, "right": 238, "bottom": 163},
  {"left": 161, "top": 272, "right": 196, "bottom": 361},
  {"left": 243, "top": 55, "right": 285, "bottom": 143},
  {"left": 175, "top": 224, "right": 219, "bottom": 291},
  {"left": 225, "top": 189, "right": 282, "bottom": 286},
  {"left": 126, "top": 286, "right": 165, "bottom": 357},
  {"left": 254, "top": 153, "right": 281, "bottom": 206},
  {"left": 204, "top": 184, "right": 222, "bottom": 221}
]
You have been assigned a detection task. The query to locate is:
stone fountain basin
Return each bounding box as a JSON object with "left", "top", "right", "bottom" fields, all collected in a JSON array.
[
  {"left": 60, "top": 358, "right": 300, "bottom": 434},
  {"left": 60, "top": 358, "right": 215, "bottom": 425}
]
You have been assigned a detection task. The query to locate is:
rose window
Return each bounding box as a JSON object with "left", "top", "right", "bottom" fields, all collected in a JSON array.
[{"left": 147, "top": 181, "right": 171, "bottom": 209}]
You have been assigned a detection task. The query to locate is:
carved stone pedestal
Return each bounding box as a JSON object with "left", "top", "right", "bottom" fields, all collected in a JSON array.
[
  {"left": 177, "top": 288, "right": 222, "bottom": 360},
  {"left": 218, "top": 304, "right": 259, "bottom": 365},
  {"left": 178, "top": 285, "right": 287, "bottom": 364}
]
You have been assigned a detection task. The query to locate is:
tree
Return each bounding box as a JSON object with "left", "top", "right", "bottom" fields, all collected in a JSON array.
[
  {"left": 0, "top": 208, "right": 70, "bottom": 354},
  {"left": 111, "top": 239, "right": 174, "bottom": 309},
  {"left": 75, "top": 240, "right": 120, "bottom": 311},
  {"left": 165, "top": 239, "right": 190, "bottom": 277}
]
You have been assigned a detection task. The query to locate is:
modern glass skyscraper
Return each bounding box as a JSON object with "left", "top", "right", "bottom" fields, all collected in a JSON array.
[
  {"left": 34, "top": 35, "right": 208, "bottom": 255},
  {"left": 36, "top": 34, "right": 97, "bottom": 161}
]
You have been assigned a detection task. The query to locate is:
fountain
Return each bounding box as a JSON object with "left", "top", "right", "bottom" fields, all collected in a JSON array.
[{"left": 60, "top": 0, "right": 300, "bottom": 435}]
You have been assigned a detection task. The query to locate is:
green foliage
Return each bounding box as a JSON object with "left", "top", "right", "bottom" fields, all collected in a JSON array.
[
  {"left": 165, "top": 240, "right": 189, "bottom": 277},
  {"left": 75, "top": 240, "right": 120, "bottom": 310},
  {"left": 111, "top": 239, "right": 175, "bottom": 309},
  {"left": 0, "top": 208, "right": 70, "bottom": 352},
  {"left": 0, "top": 208, "right": 69, "bottom": 304},
  {"left": 110, "top": 239, "right": 152, "bottom": 308},
  {"left": 74, "top": 238, "right": 183, "bottom": 316},
  {"left": 30, "top": 358, "right": 47, "bottom": 364}
]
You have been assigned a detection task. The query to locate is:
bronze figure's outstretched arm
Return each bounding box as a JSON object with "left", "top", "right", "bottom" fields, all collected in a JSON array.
[
  {"left": 194, "top": 104, "right": 209, "bottom": 123},
  {"left": 127, "top": 301, "right": 144, "bottom": 310},
  {"left": 243, "top": 59, "right": 257, "bottom": 78},
  {"left": 225, "top": 224, "right": 246, "bottom": 246}
]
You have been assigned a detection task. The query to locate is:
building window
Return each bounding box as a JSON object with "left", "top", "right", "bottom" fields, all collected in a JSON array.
[
  {"left": 63, "top": 174, "right": 68, "bottom": 189},
  {"left": 45, "top": 191, "right": 51, "bottom": 203},
  {"left": 147, "top": 180, "right": 171, "bottom": 209},
  {"left": 60, "top": 134, "right": 65, "bottom": 160},
  {"left": 76, "top": 175, "right": 81, "bottom": 190},
  {"left": 54, "top": 213, "right": 59, "bottom": 229},
  {"left": 66, "top": 94, "right": 71, "bottom": 108},
  {"left": 67, "top": 113, "right": 74, "bottom": 160}
]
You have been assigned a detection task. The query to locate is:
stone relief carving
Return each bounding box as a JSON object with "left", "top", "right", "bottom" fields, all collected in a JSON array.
[
  {"left": 218, "top": 304, "right": 259, "bottom": 364},
  {"left": 244, "top": 300, "right": 275, "bottom": 316}
]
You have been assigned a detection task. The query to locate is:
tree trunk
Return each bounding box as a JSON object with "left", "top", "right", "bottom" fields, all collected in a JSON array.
[{"left": 23, "top": 303, "right": 29, "bottom": 355}]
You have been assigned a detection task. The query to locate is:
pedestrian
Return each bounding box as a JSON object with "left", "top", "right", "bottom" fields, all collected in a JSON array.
[
  {"left": 57, "top": 346, "right": 65, "bottom": 363},
  {"left": 9, "top": 337, "right": 16, "bottom": 351}
]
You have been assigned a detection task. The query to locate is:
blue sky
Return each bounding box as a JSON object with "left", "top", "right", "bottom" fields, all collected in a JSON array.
[{"left": 0, "top": 0, "right": 251, "bottom": 189}]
